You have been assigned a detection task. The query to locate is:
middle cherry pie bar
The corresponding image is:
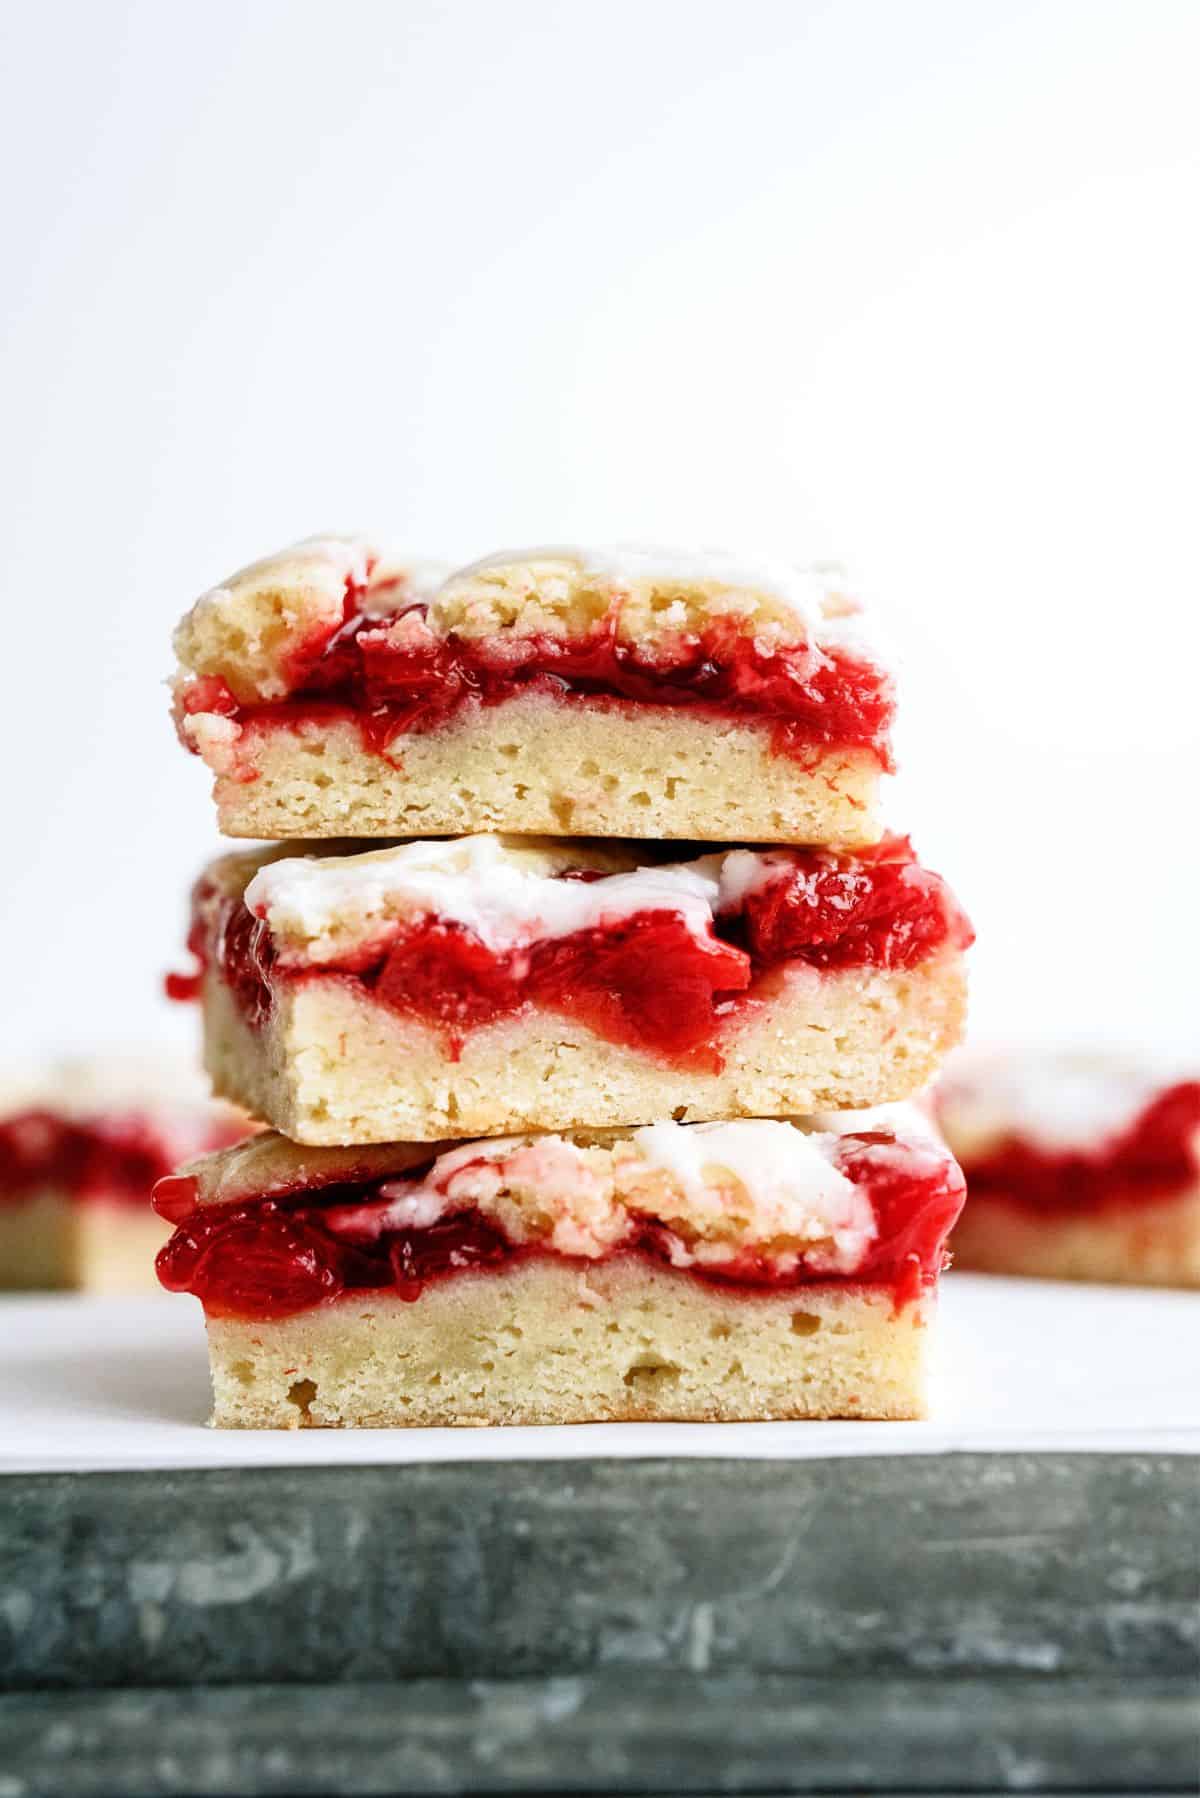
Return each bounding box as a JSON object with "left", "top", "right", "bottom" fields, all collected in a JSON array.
[
  {"left": 176, "top": 833, "right": 972, "bottom": 1143},
  {"left": 154, "top": 1113, "right": 967, "bottom": 1426}
]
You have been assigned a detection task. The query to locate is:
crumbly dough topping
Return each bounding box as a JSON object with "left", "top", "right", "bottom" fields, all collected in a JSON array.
[
  {"left": 178, "top": 1130, "right": 432, "bottom": 1211},
  {"left": 430, "top": 544, "right": 866, "bottom": 652},
  {"left": 177, "top": 1114, "right": 950, "bottom": 1275},
  {"left": 172, "top": 536, "right": 880, "bottom": 704},
  {"left": 172, "top": 536, "right": 447, "bottom": 704},
  {"left": 234, "top": 834, "right": 816, "bottom": 967},
  {"left": 937, "top": 1050, "right": 1199, "bottom": 1162}
]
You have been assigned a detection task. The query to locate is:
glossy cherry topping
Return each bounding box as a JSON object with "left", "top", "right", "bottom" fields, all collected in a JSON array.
[
  {"left": 835, "top": 1135, "right": 968, "bottom": 1306},
  {"left": 178, "top": 604, "right": 895, "bottom": 767},
  {"left": 736, "top": 840, "right": 967, "bottom": 971},
  {"left": 166, "top": 878, "right": 275, "bottom": 1025},
  {"left": 369, "top": 911, "right": 751, "bottom": 1065},
  {"left": 169, "top": 838, "right": 971, "bottom": 1069},
  {"left": 956, "top": 1080, "right": 1200, "bottom": 1215},
  {"left": 0, "top": 1108, "right": 244, "bottom": 1207},
  {"left": 154, "top": 1132, "right": 965, "bottom": 1320}
]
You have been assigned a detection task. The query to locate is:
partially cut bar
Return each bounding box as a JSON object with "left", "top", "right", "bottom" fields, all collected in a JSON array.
[
  {"left": 936, "top": 1052, "right": 1200, "bottom": 1287},
  {"left": 174, "top": 833, "right": 972, "bottom": 1143},
  {"left": 171, "top": 538, "right": 894, "bottom": 844},
  {"left": 153, "top": 1113, "right": 967, "bottom": 1426},
  {"left": 0, "top": 1058, "right": 250, "bottom": 1292}
]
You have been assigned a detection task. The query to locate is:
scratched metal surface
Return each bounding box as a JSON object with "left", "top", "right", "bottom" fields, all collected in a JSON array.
[{"left": 1, "top": 1455, "right": 1196, "bottom": 1793}]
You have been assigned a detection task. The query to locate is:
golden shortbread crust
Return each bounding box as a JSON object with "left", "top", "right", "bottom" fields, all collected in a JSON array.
[
  {"left": 205, "top": 1258, "right": 932, "bottom": 1427},
  {"left": 0, "top": 1193, "right": 170, "bottom": 1293},
  {"left": 188, "top": 697, "right": 883, "bottom": 846},
  {"left": 950, "top": 1189, "right": 1200, "bottom": 1287},
  {"left": 200, "top": 952, "right": 968, "bottom": 1144}
]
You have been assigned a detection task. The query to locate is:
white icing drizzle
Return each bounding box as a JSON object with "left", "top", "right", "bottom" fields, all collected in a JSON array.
[
  {"left": 715, "top": 848, "right": 803, "bottom": 911},
  {"left": 244, "top": 836, "right": 777, "bottom": 959},
  {"left": 936, "top": 1051, "right": 1197, "bottom": 1160},
  {"left": 630, "top": 1118, "right": 875, "bottom": 1273},
  {"left": 184, "top": 537, "right": 377, "bottom": 644},
  {"left": 250, "top": 534, "right": 374, "bottom": 594},
  {"left": 286, "top": 534, "right": 376, "bottom": 584},
  {"left": 358, "top": 554, "right": 452, "bottom": 616},
  {"left": 349, "top": 1117, "right": 902, "bottom": 1275},
  {"left": 0, "top": 1054, "right": 235, "bottom": 1169},
  {"left": 446, "top": 542, "right": 839, "bottom": 632},
  {"left": 803, "top": 1101, "right": 952, "bottom": 1177}
]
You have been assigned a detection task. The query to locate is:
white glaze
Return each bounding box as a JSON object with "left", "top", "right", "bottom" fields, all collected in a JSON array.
[
  {"left": 353, "top": 1118, "right": 902, "bottom": 1273},
  {"left": 358, "top": 554, "right": 453, "bottom": 616},
  {"left": 184, "top": 536, "right": 377, "bottom": 643},
  {"left": 286, "top": 534, "right": 376, "bottom": 584},
  {"left": 716, "top": 848, "right": 805, "bottom": 911},
  {"left": 243, "top": 836, "right": 785, "bottom": 958},
  {"left": 630, "top": 1118, "right": 876, "bottom": 1274},
  {"left": 445, "top": 542, "right": 841, "bottom": 631},
  {"left": 803, "top": 1102, "right": 951, "bottom": 1177},
  {"left": 936, "top": 1051, "right": 1195, "bottom": 1159}
]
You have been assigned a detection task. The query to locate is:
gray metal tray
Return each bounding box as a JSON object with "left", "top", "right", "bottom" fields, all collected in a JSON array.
[{"left": 2, "top": 1453, "right": 1197, "bottom": 1795}]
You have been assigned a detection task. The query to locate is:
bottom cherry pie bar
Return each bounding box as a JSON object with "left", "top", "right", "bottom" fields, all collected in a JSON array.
[
  {"left": 154, "top": 1111, "right": 966, "bottom": 1427},
  {"left": 0, "top": 1059, "right": 249, "bottom": 1292},
  {"left": 937, "top": 1053, "right": 1200, "bottom": 1287}
]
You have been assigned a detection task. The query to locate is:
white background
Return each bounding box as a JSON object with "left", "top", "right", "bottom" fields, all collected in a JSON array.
[{"left": 2, "top": 0, "right": 1197, "bottom": 1069}]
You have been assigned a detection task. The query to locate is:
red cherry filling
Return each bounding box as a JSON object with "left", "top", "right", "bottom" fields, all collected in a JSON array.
[
  {"left": 217, "top": 899, "right": 276, "bottom": 1028},
  {"left": 154, "top": 1172, "right": 202, "bottom": 1224},
  {"left": 958, "top": 1080, "right": 1200, "bottom": 1215},
  {"left": 154, "top": 1132, "right": 966, "bottom": 1321},
  {"left": 372, "top": 920, "right": 527, "bottom": 1037},
  {"left": 167, "top": 881, "right": 276, "bottom": 1024},
  {"left": 389, "top": 1211, "right": 510, "bottom": 1300},
  {"left": 178, "top": 605, "right": 895, "bottom": 767},
  {"left": 835, "top": 1138, "right": 968, "bottom": 1304},
  {"left": 158, "top": 1203, "right": 343, "bottom": 1319},
  {"left": 171, "top": 841, "right": 968, "bottom": 1069},
  {"left": 367, "top": 912, "right": 751, "bottom": 1065},
  {"left": 155, "top": 1194, "right": 515, "bottom": 1317},
  {"left": 179, "top": 674, "right": 240, "bottom": 719},
  {"left": 531, "top": 914, "right": 750, "bottom": 1062},
  {"left": 0, "top": 1109, "right": 242, "bottom": 1207},
  {"left": 738, "top": 840, "right": 973, "bottom": 971}
]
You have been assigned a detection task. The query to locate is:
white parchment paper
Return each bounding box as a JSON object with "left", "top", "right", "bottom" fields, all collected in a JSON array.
[{"left": 3, "top": 1273, "right": 1197, "bottom": 1472}]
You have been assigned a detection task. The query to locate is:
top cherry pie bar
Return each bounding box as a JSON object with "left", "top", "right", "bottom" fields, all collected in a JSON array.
[{"left": 172, "top": 537, "right": 894, "bottom": 844}]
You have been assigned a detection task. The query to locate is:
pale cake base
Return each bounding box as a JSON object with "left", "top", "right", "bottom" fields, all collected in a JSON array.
[
  {"left": 950, "top": 1189, "right": 1200, "bottom": 1288},
  {"left": 205, "top": 1258, "right": 933, "bottom": 1427},
  {"left": 0, "top": 1194, "right": 170, "bottom": 1292},
  {"left": 200, "top": 694, "right": 883, "bottom": 845},
  {"left": 202, "top": 953, "right": 967, "bottom": 1144}
]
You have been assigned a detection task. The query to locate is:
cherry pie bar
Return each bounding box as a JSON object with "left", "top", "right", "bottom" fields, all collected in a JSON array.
[
  {"left": 0, "top": 1059, "right": 249, "bottom": 1291},
  {"left": 937, "top": 1053, "right": 1200, "bottom": 1287},
  {"left": 171, "top": 538, "right": 894, "bottom": 845},
  {"left": 173, "top": 832, "right": 972, "bottom": 1144},
  {"left": 154, "top": 1111, "right": 966, "bottom": 1426}
]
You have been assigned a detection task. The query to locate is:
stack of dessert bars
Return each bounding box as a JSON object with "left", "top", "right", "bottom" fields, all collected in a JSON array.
[{"left": 157, "top": 540, "right": 974, "bottom": 1428}]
